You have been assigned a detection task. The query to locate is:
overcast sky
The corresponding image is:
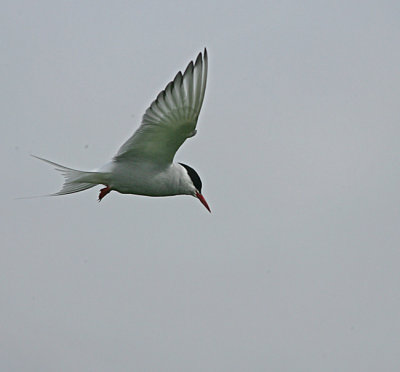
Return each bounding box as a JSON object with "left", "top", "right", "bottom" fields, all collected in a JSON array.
[{"left": 2, "top": 1, "right": 400, "bottom": 371}]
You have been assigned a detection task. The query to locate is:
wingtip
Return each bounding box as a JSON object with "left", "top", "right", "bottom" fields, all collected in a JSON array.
[
  {"left": 183, "top": 60, "right": 194, "bottom": 76},
  {"left": 203, "top": 48, "right": 208, "bottom": 67},
  {"left": 196, "top": 48, "right": 207, "bottom": 62}
]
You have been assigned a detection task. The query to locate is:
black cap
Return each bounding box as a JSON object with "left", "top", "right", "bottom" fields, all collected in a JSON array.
[{"left": 179, "top": 163, "right": 202, "bottom": 193}]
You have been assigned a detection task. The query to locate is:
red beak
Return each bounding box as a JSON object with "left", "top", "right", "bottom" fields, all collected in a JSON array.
[{"left": 196, "top": 192, "right": 211, "bottom": 213}]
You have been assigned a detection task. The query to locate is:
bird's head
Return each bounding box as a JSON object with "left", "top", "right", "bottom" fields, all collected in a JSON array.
[{"left": 179, "top": 163, "right": 211, "bottom": 213}]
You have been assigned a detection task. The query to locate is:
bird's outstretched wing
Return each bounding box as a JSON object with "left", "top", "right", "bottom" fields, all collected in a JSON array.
[{"left": 114, "top": 49, "right": 208, "bottom": 165}]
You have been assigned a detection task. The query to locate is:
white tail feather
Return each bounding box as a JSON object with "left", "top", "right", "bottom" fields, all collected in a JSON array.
[{"left": 32, "top": 155, "right": 107, "bottom": 196}]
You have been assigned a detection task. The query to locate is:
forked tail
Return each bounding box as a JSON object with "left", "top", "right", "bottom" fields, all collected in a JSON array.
[{"left": 32, "top": 155, "right": 107, "bottom": 196}]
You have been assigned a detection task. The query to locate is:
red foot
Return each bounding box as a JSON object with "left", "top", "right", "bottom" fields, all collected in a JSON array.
[{"left": 98, "top": 186, "right": 111, "bottom": 201}]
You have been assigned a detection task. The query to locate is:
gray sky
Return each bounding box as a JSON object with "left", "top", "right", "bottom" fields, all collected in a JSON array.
[{"left": 2, "top": 0, "right": 400, "bottom": 371}]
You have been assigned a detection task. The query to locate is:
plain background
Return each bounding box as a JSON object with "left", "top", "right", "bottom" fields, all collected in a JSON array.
[{"left": 2, "top": 1, "right": 400, "bottom": 371}]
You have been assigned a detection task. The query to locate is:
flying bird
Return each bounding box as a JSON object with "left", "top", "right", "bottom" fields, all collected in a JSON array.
[{"left": 34, "top": 49, "right": 210, "bottom": 212}]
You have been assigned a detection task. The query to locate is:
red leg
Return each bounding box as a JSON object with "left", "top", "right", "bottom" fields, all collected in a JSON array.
[{"left": 98, "top": 186, "right": 111, "bottom": 201}]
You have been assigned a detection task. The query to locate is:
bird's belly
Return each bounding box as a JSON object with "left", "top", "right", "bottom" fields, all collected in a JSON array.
[{"left": 108, "top": 164, "right": 182, "bottom": 197}]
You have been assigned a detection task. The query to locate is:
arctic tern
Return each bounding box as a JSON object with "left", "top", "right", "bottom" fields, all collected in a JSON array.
[{"left": 34, "top": 49, "right": 210, "bottom": 212}]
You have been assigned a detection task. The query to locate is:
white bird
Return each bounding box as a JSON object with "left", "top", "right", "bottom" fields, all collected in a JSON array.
[{"left": 34, "top": 49, "right": 210, "bottom": 212}]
